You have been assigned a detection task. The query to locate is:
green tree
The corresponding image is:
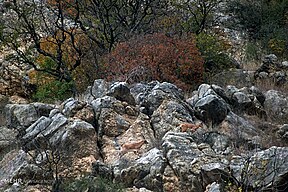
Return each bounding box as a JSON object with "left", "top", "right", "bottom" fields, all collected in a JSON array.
[
  {"left": 0, "top": 0, "right": 102, "bottom": 98},
  {"left": 227, "top": 0, "right": 288, "bottom": 58}
]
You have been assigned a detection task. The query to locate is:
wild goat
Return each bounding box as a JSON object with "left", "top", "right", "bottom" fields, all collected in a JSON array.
[
  {"left": 179, "top": 122, "right": 203, "bottom": 132},
  {"left": 120, "top": 139, "right": 147, "bottom": 156}
]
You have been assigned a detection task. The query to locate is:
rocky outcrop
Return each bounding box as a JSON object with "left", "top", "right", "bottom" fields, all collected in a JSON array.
[
  {"left": 6, "top": 102, "right": 55, "bottom": 131},
  {"left": 230, "top": 147, "right": 288, "bottom": 191},
  {"left": 1, "top": 79, "right": 288, "bottom": 192},
  {"left": 254, "top": 54, "right": 288, "bottom": 85},
  {"left": 277, "top": 124, "right": 288, "bottom": 140}
]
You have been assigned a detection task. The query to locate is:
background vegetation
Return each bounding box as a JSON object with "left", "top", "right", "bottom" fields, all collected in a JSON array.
[
  {"left": 0, "top": 0, "right": 287, "bottom": 102},
  {"left": 227, "top": 0, "right": 288, "bottom": 59}
]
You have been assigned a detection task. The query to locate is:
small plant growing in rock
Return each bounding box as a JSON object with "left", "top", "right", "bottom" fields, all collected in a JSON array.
[{"left": 60, "top": 176, "right": 124, "bottom": 192}]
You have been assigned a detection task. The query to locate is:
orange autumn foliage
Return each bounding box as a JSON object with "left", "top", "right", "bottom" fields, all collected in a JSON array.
[
  {"left": 30, "top": 29, "right": 97, "bottom": 92},
  {"left": 104, "top": 33, "right": 204, "bottom": 90}
]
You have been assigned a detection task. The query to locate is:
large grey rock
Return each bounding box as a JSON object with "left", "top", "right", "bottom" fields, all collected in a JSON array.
[
  {"left": 231, "top": 91, "right": 252, "bottom": 111},
  {"left": 48, "top": 119, "right": 99, "bottom": 177},
  {"left": 114, "top": 148, "right": 165, "bottom": 191},
  {"left": 87, "top": 80, "right": 136, "bottom": 106},
  {"left": 0, "top": 150, "right": 29, "bottom": 184},
  {"left": 130, "top": 81, "right": 158, "bottom": 104},
  {"left": 107, "top": 82, "right": 136, "bottom": 105},
  {"left": 0, "top": 126, "right": 17, "bottom": 159},
  {"left": 264, "top": 90, "right": 288, "bottom": 123},
  {"left": 6, "top": 103, "right": 99, "bottom": 179},
  {"left": 98, "top": 108, "right": 133, "bottom": 137},
  {"left": 21, "top": 116, "right": 52, "bottom": 150},
  {"left": 194, "top": 95, "right": 229, "bottom": 126},
  {"left": 43, "top": 112, "right": 68, "bottom": 138},
  {"left": 0, "top": 150, "right": 50, "bottom": 188},
  {"left": 130, "top": 81, "right": 184, "bottom": 116},
  {"left": 5, "top": 103, "right": 54, "bottom": 130},
  {"left": 91, "top": 79, "right": 110, "bottom": 99},
  {"left": 32, "top": 103, "right": 55, "bottom": 117},
  {"left": 92, "top": 96, "right": 139, "bottom": 138},
  {"left": 20, "top": 111, "right": 68, "bottom": 152},
  {"left": 151, "top": 100, "right": 194, "bottom": 139},
  {"left": 161, "top": 132, "right": 227, "bottom": 192},
  {"left": 187, "top": 84, "right": 231, "bottom": 127},
  {"left": 91, "top": 96, "right": 116, "bottom": 119},
  {"left": 62, "top": 98, "right": 86, "bottom": 117},
  {"left": 187, "top": 84, "right": 228, "bottom": 107},
  {"left": 219, "top": 112, "right": 259, "bottom": 145},
  {"left": 6, "top": 104, "right": 38, "bottom": 130},
  {"left": 230, "top": 147, "right": 288, "bottom": 191}
]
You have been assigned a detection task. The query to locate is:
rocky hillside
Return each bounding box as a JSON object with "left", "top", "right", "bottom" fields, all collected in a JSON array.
[{"left": 0, "top": 76, "right": 288, "bottom": 191}]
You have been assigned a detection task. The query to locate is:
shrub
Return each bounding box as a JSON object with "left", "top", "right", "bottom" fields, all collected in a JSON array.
[
  {"left": 104, "top": 33, "right": 204, "bottom": 90},
  {"left": 60, "top": 176, "right": 124, "bottom": 192},
  {"left": 268, "top": 38, "right": 287, "bottom": 57},
  {"left": 28, "top": 57, "right": 74, "bottom": 103},
  {"left": 244, "top": 41, "right": 262, "bottom": 62},
  {"left": 195, "top": 32, "right": 233, "bottom": 79},
  {"left": 32, "top": 79, "right": 74, "bottom": 103}
]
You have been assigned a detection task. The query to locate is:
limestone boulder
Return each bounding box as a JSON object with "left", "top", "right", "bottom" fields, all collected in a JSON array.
[
  {"left": 5, "top": 103, "right": 54, "bottom": 131},
  {"left": 114, "top": 148, "right": 165, "bottom": 191},
  {"left": 187, "top": 84, "right": 230, "bottom": 126},
  {"left": 230, "top": 147, "right": 288, "bottom": 191},
  {"left": 264, "top": 90, "right": 288, "bottom": 123},
  {"left": 194, "top": 95, "right": 229, "bottom": 126},
  {"left": 162, "top": 132, "right": 229, "bottom": 192},
  {"left": 151, "top": 100, "right": 194, "bottom": 139},
  {"left": 107, "top": 82, "right": 136, "bottom": 105},
  {"left": 130, "top": 81, "right": 184, "bottom": 116}
]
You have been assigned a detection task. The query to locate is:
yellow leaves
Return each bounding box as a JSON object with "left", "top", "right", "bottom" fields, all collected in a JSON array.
[
  {"left": 268, "top": 38, "right": 286, "bottom": 56},
  {"left": 32, "top": 29, "right": 89, "bottom": 89},
  {"left": 37, "top": 29, "right": 87, "bottom": 68},
  {"left": 28, "top": 67, "right": 55, "bottom": 86}
]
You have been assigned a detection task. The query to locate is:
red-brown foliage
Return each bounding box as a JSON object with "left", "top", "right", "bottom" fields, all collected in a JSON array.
[{"left": 104, "top": 33, "right": 204, "bottom": 90}]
